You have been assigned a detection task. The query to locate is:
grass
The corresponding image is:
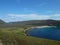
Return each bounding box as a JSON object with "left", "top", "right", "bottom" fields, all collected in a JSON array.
[{"left": 0, "top": 27, "right": 60, "bottom": 45}]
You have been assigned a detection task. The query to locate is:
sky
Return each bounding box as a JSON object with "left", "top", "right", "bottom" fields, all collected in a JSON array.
[{"left": 0, "top": 0, "right": 60, "bottom": 22}]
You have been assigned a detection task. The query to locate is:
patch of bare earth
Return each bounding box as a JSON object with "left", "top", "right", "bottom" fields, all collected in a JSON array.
[{"left": 0, "top": 40, "right": 3, "bottom": 45}]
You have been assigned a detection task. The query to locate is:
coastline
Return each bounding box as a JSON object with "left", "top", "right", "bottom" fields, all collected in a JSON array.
[
  {"left": 24, "top": 26, "right": 57, "bottom": 36},
  {"left": 24, "top": 26, "right": 53, "bottom": 36},
  {"left": 24, "top": 27, "right": 32, "bottom": 36}
]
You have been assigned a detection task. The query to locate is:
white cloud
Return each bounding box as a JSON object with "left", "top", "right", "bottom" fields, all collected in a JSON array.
[
  {"left": 54, "top": 14, "right": 60, "bottom": 16},
  {"left": 1, "top": 14, "right": 60, "bottom": 22},
  {"left": 8, "top": 14, "right": 51, "bottom": 20}
]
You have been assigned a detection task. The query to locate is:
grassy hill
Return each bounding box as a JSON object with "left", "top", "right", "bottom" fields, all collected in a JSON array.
[
  {"left": 0, "top": 19, "right": 60, "bottom": 27},
  {"left": 0, "top": 28, "right": 60, "bottom": 45},
  {"left": 0, "top": 19, "right": 60, "bottom": 45},
  {"left": 6, "top": 19, "right": 60, "bottom": 27}
]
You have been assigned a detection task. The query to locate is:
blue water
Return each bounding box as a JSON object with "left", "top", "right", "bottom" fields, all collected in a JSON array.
[{"left": 27, "top": 27, "right": 60, "bottom": 41}]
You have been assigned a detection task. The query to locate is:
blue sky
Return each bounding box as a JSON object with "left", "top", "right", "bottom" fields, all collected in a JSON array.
[{"left": 0, "top": 0, "right": 60, "bottom": 22}]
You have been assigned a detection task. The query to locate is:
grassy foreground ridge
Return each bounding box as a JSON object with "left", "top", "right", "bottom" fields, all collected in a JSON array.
[{"left": 0, "top": 27, "right": 60, "bottom": 45}]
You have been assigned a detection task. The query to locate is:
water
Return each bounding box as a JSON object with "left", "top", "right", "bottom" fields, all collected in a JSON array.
[{"left": 27, "top": 27, "right": 60, "bottom": 41}]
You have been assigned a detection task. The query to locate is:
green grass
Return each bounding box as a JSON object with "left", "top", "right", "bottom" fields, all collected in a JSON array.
[{"left": 0, "top": 28, "right": 60, "bottom": 45}]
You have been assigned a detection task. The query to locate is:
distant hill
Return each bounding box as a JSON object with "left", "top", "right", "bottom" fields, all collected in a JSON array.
[
  {"left": 7, "top": 19, "right": 60, "bottom": 27},
  {"left": 0, "top": 19, "right": 5, "bottom": 24},
  {"left": 0, "top": 19, "right": 6, "bottom": 27},
  {"left": 0, "top": 19, "right": 60, "bottom": 27}
]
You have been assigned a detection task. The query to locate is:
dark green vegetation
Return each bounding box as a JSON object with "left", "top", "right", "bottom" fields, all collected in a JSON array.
[
  {"left": 0, "top": 19, "right": 60, "bottom": 45},
  {"left": 0, "top": 19, "right": 5, "bottom": 24},
  {"left": 7, "top": 19, "right": 60, "bottom": 26},
  {"left": 0, "top": 28, "right": 60, "bottom": 45},
  {"left": 0, "top": 19, "right": 60, "bottom": 27}
]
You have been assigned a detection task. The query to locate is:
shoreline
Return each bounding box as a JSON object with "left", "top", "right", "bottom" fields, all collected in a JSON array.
[
  {"left": 24, "top": 26, "right": 53, "bottom": 36},
  {"left": 24, "top": 27, "right": 32, "bottom": 36}
]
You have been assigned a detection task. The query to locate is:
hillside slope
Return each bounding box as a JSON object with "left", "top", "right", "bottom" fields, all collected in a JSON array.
[{"left": 0, "top": 19, "right": 60, "bottom": 27}]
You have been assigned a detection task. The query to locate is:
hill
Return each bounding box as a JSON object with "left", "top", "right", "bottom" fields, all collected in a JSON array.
[
  {"left": 7, "top": 19, "right": 60, "bottom": 27},
  {"left": 0, "top": 19, "right": 5, "bottom": 24},
  {"left": 0, "top": 19, "right": 60, "bottom": 27}
]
